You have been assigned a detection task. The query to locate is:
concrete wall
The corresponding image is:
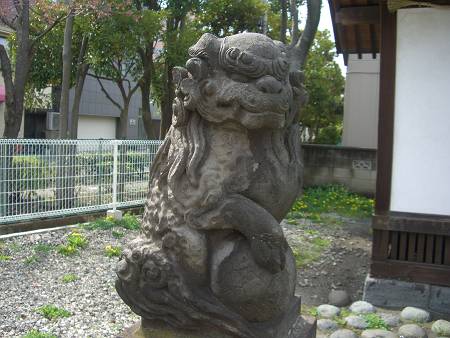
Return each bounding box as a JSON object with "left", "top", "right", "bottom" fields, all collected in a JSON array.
[
  {"left": 342, "top": 54, "right": 380, "bottom": 149},
  {"left": 77, "top": 115, "right": 117, "bottom": 139},
  {"left": 69, "top": 75, "right": 142, "bottom": 139},
  {"left": 390, "top": 8, "right": 450, "bottom": 216},
  {"left": 302, "top": 144, "right": 377, "bottom": 195}
]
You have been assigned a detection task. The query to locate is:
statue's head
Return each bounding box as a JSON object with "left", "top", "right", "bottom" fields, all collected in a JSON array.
[{"left": 172, "top": 33, "right": 306, "bottom": 130}]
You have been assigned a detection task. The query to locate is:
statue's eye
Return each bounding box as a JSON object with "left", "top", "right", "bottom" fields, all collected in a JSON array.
[{"left": 229, "top": 73, "right": 250, "bottom": 83}]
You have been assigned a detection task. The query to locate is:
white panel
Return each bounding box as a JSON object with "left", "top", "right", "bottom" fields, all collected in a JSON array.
[
  {"left": 391, "top": 8, "right": 450, "bottom": 215},
  {"left": 77, "top": 115, "right": 116, "bottom": 139}
]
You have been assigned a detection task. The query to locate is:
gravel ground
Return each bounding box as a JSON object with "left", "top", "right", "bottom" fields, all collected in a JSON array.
[
  {"left": 0, "top": 227, "right": 140, "bottom": 338},
  {"left": 0, "top": 214, "right": 372, "bottom": 337}
]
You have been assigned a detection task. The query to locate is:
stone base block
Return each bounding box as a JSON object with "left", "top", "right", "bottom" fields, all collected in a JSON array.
[
  {"left": 121, "top": 315, "right": 316, "bottom": 338},
  {"left": 107, "top": 209, "right": 123, "bottom": 220},
  {"left": 363, "top": 274, "right": 450, "bottom": 317}
]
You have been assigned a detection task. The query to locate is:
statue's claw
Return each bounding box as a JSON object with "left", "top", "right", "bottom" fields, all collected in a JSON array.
[{"left": 249, "top": 233, "right": 287, "bottom": 274}]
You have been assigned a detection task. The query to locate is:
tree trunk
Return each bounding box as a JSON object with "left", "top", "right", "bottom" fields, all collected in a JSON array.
[
  {"left": 59, "top": 11, "right": 74, "bottom": 139},
  {"left": 159, "top": 63, "right": 174, "bottom": 139},
  {"left": 140, "top": 80, "right": 155, "bottom": 139},
  {"left": 118, "top": 103, "right": 129, "bottom": 140},
  {"left": 280, "top": 0, "right": 287, "bottom": 43},
  {"left": 70, "top": 36, "right": 89, "bottom": 139},
  {"left": 290, "top": 0, "right": 300, "bottom": 45}
]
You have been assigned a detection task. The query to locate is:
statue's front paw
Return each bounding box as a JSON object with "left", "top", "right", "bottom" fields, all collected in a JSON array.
[{"left": 250, "top": 233, "right": 287, "bottom": 274}]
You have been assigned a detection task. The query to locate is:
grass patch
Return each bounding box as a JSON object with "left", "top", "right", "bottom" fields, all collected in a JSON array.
[
  {"left": 57, "top": 231, "right": 88, "bottom": 256},
  {"left": 34, "top": 243, "right": 54, "bottom": 254},
  {"left": 36, "top": 305, "right": 71, "bottom": 320},
  {"left": 61, "top": 273, "right": 78, "bottom": 283},
  {"left": 22, "top": 330, "right": 57, "bottom": 338},
  {"left": 24, "top": 255, "right": 39, "bottom": 265},
  {"left": 288, "top": 184, "right": 374, "bottom": 221},
  {"left": 105, "top": 245, "right": 122, "bottom": 258},
  {"left": 83, "top": 213, "right": 140, "bottom": 231},
  {"left": 0, "top": 254, "right": 12, "bottom": 261},
  {"left": 112, "top": 230, "right": 125, "bottom": 239},
  {"left": 291, "top": 236, "right": 331, "bottom": 268},
  {"left": 363, "top": 313, "right": 389, "bottom": 330}
]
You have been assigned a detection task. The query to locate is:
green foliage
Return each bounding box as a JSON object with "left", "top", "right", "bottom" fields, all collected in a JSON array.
[
  {"left": 22, "top": 330, "right": 58, "bottom": 338},
  {"left": 105, "top": 245, "right": 122, "bottom": 257},
  {"left": 58, "top": 231, "right": 88, "bottom": 256},
  {"left": 363, "top": 313, "right": 389, "bottom": 330},
  {"left": 0, "top": 254, "right": 12, "bottom": 261},
  {"left": 302, "top": 30, "right": 345, "bottom": 144},
  {"left": 34, "top": 243, "right": 54, "bottom": 254},
  {"left": 11, "top": 156, "right": 55, "bottom": 191},
  {"left": 36, "top": 305, "right": 71, "bottom": 320},
  {"left": 198, "top": 0, "right": 267, "bottom": 37},
  {"left": 289, "top": 184, "right": 374, "bottom": 221},
  {"left": 292, "top": 236, "right": 331, "bottom": 268},
  {"left": 24, "top": 255, "right": 39, "bottom": 265},
  {"left": 62, "top": 273, "right": 78, "bottom": 283},
  {"left": 84, "top": 213, "right": 140, "bottom": 231},
  {"left": 112, "top": 230, "right": 125, "bottom": 238}
]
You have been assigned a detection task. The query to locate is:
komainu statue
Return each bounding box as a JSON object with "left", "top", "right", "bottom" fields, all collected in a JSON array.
[{"left": 116, "top": 32, "right": 314, "bottom": 338}]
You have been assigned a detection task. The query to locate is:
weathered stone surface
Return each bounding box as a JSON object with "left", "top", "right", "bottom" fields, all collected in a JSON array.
[
  {"left": 329, "top": 329, "right": 359, "bottom": 338},
  {"left": 379, "top": 313, "right": 400, "bottom": 328},
  {"left": 317, "top": 304, "right": 340, "bottom": 319},
  {"left": 398, "top": 324, "right": 427, "bottom": 338},
  {"left": 361, "top": 329, "right": 398, "bottom": 338},
  {"left": 345, "top": 315, "right": 368, "bottom": 329},
  {"left": 432, "top": 320, "right": 450, "bottom": 337},
  {"left": 430, "top": 286, "right": 450, "bottom": 315},
  {"left": 317, "top": 319, "right": 339, "bottom": 331},
  {"left": 350, "top": 301, "right": 376, "bottom": 314},
  {"left": 115, "top": 32, "right": 308, "bottom": 338},
  {"left": 400, "top": 307, "right": 431, "bottom": 323},
  {"left": 329, "top": 289, "right": 351, "bottom": 307},
  {"left": 363, "top": 276, "right": 430, "bottom": 310}
]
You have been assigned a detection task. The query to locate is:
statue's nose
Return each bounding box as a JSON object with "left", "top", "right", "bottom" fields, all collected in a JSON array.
[{"left": 255, "top": 75, "right": 282, "bottom": 94}]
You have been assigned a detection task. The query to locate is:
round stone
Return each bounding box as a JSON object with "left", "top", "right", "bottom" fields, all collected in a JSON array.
[
  {"left": 432, "top": 320, "right": 450, "bottom": 337},
  {"left": 317, "top": 318, "right": 339, "bottom": 331},
  {"left": 379, "top": 313, "right": 400, "bottom": 328},
  {"left": 398, "top": 324, "right": 428, "bottom": 338},
  {"left": 330, "top": 329, "right": 359, "bottom": 338},
  {"left": 350, "top": 301, "right": 376, "bottom": 314},
  {"left": 361, "top": 329, "right": 398, "bottom": 338},
  {"left": 400, "top": 307, "right": 431, "bottom": 323},
  {"left": 328, "top": 289, "right": 351, "bottom": 307},
  {"left": 317, "top": 304, "right": 340, "bottom": 319},
  {"left": 345, "top": 315, "right": 369, "bottom": 329}
]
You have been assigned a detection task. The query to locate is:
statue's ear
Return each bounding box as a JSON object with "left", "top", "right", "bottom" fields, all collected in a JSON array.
[
  {"left": 172, "top": 67, "right": 189, "bottom": 87},
  {"left": 186, "top": 57, "right": 208, "bottom": 81}
]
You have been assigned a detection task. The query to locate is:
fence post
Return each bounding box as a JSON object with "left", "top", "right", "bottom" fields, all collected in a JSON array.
[{"left": 107, "top": 140, "right": 122, "bottom": 220}]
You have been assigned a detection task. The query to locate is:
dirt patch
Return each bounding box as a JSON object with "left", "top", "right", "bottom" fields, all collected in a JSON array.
[{"left": 282, "top": 214, "right": 372, "bottom": 306}]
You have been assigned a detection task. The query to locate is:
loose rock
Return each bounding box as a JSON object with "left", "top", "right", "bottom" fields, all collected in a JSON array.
[
  {"left": 345, "top": 315, "right": 369, "bottom": 329},
  {"left": 432, "top": 320, "right": 450, "bottom": 337},
  {"left": 330, "top": 329, "right": 359, "bottom": 338},
  {"left": 350, "top": 301, "right": 376, "bottom": 314},
  {"left": 328, "top": 290, "right": 351, "bottom": 307},
  {"left": 398, "top": 324, "right": 427, "bottom": 338},
  {"left": 317, "top": 304, "right": 340, "bottom": 319},
  {"left": 400, "top": 307, "right": 431, "bottom": 323},
  {"left": 317, "top": 319, "right": 339, "bottom": 331},
  {"left": 379, "top": 313, "right": 400, "bottom": 328},
  {"left": 361, "top": 329, "right": 398, "bottom": 338}
]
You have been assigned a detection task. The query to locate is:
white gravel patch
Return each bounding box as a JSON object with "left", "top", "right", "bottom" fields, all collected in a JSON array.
[{"left": 0, "top": 226, "right": 140, "bottom": 337}]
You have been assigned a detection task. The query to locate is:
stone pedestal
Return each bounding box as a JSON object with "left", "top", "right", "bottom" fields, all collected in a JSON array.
[{"left": 122, "top": 315, "right": 316, "bottom": 338}]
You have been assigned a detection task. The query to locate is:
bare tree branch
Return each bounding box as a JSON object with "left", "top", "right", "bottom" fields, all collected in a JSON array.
[
  {"left": 288, "top": 0, "right": 321, "bottom": 70},
  {"left": 31, "top": 14, "right": 67, "bottom": 47},
  {"left": 92, "top": 74, "right": 123, "bottom": 111}
]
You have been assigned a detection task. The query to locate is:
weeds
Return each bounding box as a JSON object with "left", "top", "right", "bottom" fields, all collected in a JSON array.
[
  {"left": 22, "top": 330, "right": 57, "bottom": 338},
  {"left": 83, "top": 213, "right": 140, "bottom": 231},
  {"left": 24, "top": 255, "right": 39, "bottom": 265},
  {"left": 58, "top": 231, "right": 88, "bottom": 256},
  {"left": 61, "top": 273, "right": 78, "bottom": 283},
  {"left": 36, "top": 305, "right": 71, "bottom": 320},
  {"left": 105, "top": 245, "right": 122, "bottom": 258},
  {"left": 34, "top": 243, "right": 54, "bottom": 254},
  {"left": 0, "top": 254, "right": 11, "bottom": 261},
  {"left": 363, "top": 313, "right": 389, "bottom": 330},
  {"left": 112, "top": 230, "right": 125, "bottom": 239},
  {"left": 288, "top": 184, "right": 374, "bottom": 221},
  {"left": 291, "top": 235, "right": 331, "bottom": 268}
]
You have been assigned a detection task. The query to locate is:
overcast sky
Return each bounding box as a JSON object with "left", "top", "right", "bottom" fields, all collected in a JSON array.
[{"left": 299, "top": 1, "right": 347, "bottom": 75}]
